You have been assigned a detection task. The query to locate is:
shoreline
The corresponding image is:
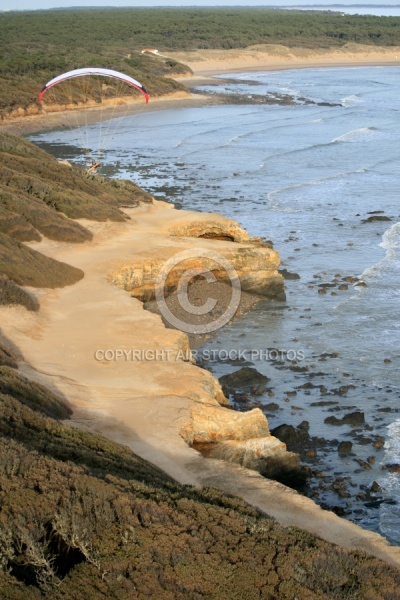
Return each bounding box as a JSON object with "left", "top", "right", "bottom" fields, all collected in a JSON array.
[
  {"left": 2, "top": 47, "right": 400, "bottom": 565},
  {"left": 168, "top": 43, "right": 400, "bottom": 77},
  {"left": 185, "top": 58, "right": 400, "bottom": 78},
  {"left": 0, "top": 91, "right": 220, "bottom": 137},
  {"left": 1, "top": 200, "right": 400, "bottom": 566},
  {"left": 2, "top": 43, "right": 400, "bottom": 137}
]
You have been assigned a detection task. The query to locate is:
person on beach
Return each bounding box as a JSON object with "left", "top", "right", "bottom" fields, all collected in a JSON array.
[{"left": 86, "top": 162, "right": 100, "bottom": 174}]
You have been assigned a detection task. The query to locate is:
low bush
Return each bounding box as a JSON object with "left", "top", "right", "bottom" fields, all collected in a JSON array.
[{"left": 0, "top": 387, "right": 399, "bottom": 598}]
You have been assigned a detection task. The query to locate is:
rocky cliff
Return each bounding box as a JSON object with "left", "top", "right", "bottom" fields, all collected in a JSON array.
[
  {"left": 2, "top": 135, "right": 400, "bottom": 576},
  {"left": 108, "top": 211, "right": 285, "bottom": 302},
  {"left": 180, "top": 403, "right": 300, "bottom": 480},
  {"left": 106, "top": 207, "right": 291, "bottom": 476},
  {"left": 0, "top": 130, "right": 291, "bottom": 486}
]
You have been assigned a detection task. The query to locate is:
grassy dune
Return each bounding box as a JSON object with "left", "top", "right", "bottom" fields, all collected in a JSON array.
[
  {"left": 0, "top": 131, "right": 152, "bottom": 305},
  {"left": 1, "top": 131, "right": 399, "bottom": 600},
  {"left": 1, "top": 8, "right": 400, "bottom": 596}
]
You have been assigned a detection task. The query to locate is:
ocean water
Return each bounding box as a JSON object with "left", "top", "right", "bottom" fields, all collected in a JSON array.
[
  {"left": 30, "top": 65, "right": 400, "bottom": 544},
  {"left": 286, "top": 5, "right": 400, "bottom": 17}
]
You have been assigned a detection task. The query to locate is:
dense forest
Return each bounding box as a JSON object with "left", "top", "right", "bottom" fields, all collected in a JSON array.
[{"left": 1, "top": 7, "right": 400, "bottom": 117}]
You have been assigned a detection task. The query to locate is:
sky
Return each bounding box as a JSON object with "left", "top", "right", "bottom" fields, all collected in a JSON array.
[{"left": 2, "top": 0, "right": 395, "bottom": 13}]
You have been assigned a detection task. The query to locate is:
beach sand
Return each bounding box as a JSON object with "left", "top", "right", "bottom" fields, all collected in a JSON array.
[
  {"left": 3, "top": 43, "right": 400, "bottom": 136},
  {"left": 2, "top": 45, "right": 400, "bottom": 565},
  {"left": 169, "top": 42, "right": 400, "bottom": 76},
  {"left": 0, "top": 91, "right": 219, "bottom": 136}
]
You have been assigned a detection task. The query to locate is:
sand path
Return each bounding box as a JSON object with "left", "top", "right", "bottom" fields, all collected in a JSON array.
[{"left": 1, "top": 200, "right": 400, "bottom": 567}]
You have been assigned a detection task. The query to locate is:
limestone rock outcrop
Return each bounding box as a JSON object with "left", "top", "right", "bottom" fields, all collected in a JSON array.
[
  {"left": 181, "top": 405, "right": 270, "bottom": 444},
  {"left": 108, "top": 213, "right": 285, "bottom": 302},
  {"left": 168, "top": 217, "right": 253, "bottom": 242},
  {"left": 180, "top": 404, "right": 300, "bottom": 477},
  {"left": 106, "top": 207, "right": 292, "bottom": 477}
]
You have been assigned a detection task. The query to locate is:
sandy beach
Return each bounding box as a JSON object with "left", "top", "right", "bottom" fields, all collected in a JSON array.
[
  {"left": 0, "top": 91, "right": 219, "bottom": 136},
  {"left": 2, "top": 44, "right": 400, "bottom": 566},
  {"left": 3, "top": 43, "right": 400, "bottom": 137},
  {"left": 169, "top": 42, "right": 400, "bottom": 76}
]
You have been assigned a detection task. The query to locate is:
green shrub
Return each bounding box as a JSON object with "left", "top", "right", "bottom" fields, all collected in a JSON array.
[{"left": 0, "top": 389, "right": 399, "bottom": 598}]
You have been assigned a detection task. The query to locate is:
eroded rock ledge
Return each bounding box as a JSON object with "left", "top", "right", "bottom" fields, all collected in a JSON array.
[
  {"left": 107, "top": 207, "right": 291, "bottom": 478},
  {"left": 180, "top": 403, "right": 301, "bottom": 482},
  {"left": 108, "top": 211, "right": 285, "bottom": 302}
]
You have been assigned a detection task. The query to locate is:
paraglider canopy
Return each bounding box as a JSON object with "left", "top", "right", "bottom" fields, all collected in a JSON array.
[
  {"left": 38, "top": 67, "right": 149, "bottom": 104},
  {"left": 36, "top": 67, "right": 149, "bottom": 171}
]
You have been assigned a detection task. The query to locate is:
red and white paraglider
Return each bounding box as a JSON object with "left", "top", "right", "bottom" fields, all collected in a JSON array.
[
  {"left": 38, "top": 68, "right": 149, "bottom": 169},
  {"left": 38, "top": 67, "right": 149, "bottom": 104}
]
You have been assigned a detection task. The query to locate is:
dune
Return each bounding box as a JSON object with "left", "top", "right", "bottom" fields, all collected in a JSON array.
[{"left": 168, "top": 42, "right": 400, "bottom": 76}]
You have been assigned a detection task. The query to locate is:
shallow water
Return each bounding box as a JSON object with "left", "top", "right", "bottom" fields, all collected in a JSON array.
[
  {"left": 294, "top": 5, "right": 400, "bottom": 17},
  {"left": 30, "top": 65, "right": 400, "bottom": 544}
]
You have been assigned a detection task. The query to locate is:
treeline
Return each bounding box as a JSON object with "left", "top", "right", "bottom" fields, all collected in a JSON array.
[
  {"left": 2, "top": 6, "right": 400, "bottom": 65},
  {"left": 1, "top": 7, "right": 400, "bottom": 117}
]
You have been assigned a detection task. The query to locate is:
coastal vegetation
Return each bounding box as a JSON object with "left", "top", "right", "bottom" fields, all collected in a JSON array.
[
  {"left": 0, "top": 356, "right": 400, "bottom": 597},
  {"left": 0, "top": 117, "right": 400, "bottom": 600},
  {"left": 1, "top": 8, "right": 400, "bottom": 118},
  {"left": 0, "top": 131, "right": 152, "bottom": 299}
]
